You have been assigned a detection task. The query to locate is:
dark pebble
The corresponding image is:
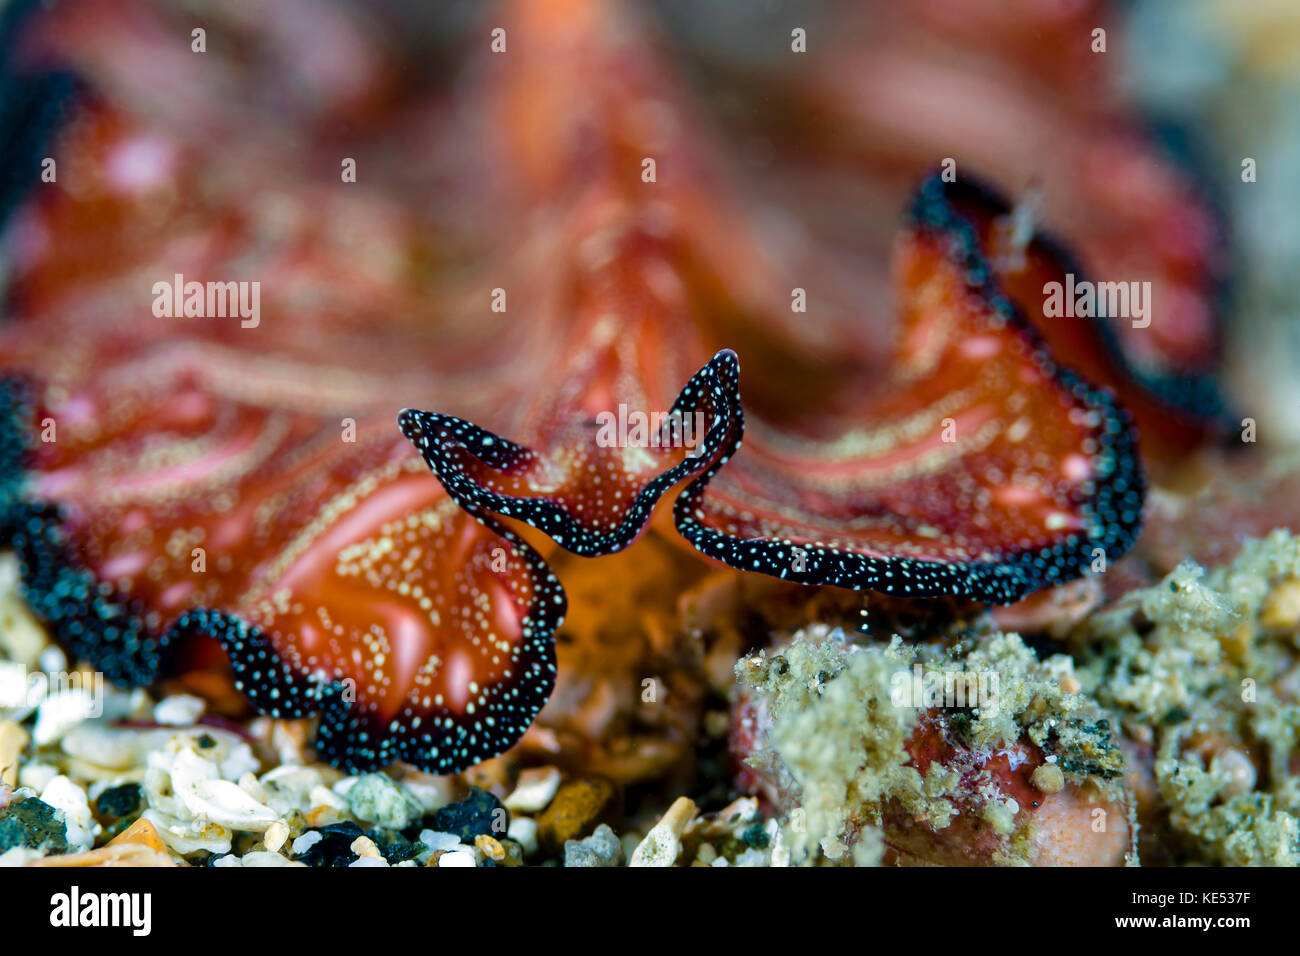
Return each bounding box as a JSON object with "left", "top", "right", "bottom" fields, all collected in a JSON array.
[
  {"left": 295, "top": 822, "right": 366, "bottom": 868},
  {"left": 367, "top": 828, "right": 417, "bottom": 864},
  {"left": 0, "top": 797, "right": 70, "bottom": 854},
  {"left": 416, "top": 787, "right": 507, "bottom": 842},
  {"left": 95, "top": 783, "right": 143, "bottom": 819}
]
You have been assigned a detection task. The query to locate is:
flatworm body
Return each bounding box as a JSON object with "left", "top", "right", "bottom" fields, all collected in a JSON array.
[{"left": 0, "top": 0, "right": 1219, "bottom": 773}]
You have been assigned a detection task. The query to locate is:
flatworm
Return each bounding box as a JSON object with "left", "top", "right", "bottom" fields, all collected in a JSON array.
[{"left": 0, "top": 0, "right": 1219, "bottom": 775}]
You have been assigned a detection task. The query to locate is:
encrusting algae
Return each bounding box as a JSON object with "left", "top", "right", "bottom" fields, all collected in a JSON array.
[
  {"left": 733, "top": 626, "right": 1133, "bottom": 866},
  {"left": 731, "top": 530, "right": 1300, "bottom": 866},
  {"left": 1072, "top": 529, "right": 1300, "bottom": 866}
]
